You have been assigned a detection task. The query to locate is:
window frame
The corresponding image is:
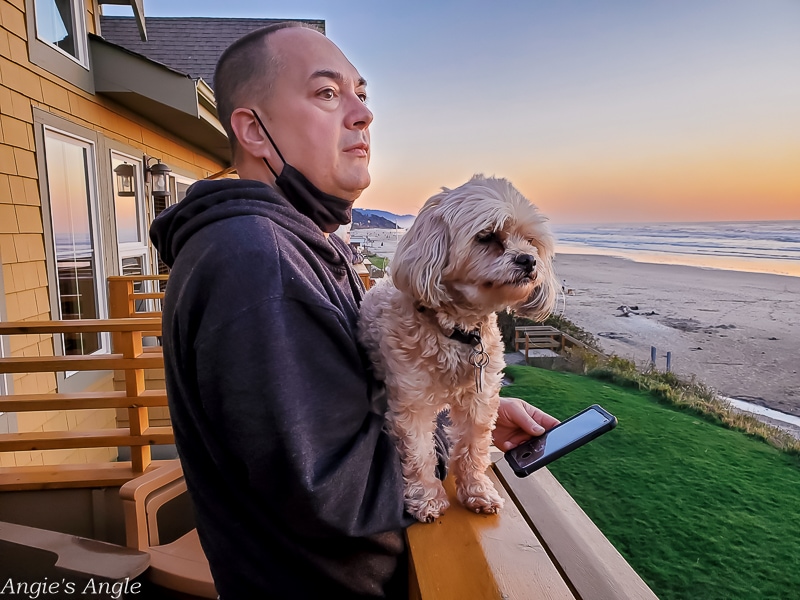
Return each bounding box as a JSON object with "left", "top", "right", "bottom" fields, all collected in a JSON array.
[
  {"left": 34, "top": 109, "right": 113, "bottom": 392},
  {"left": 33, "top": 0, "right": 89, "bottom": 66},
  {"left": 42, "top": 126, "right": 110, "bottom": 354},
  {"left": 25, "top": 0, "right": 94, "bottom": 94},
  {"left": 170, "top": 173, "right": 196, "bottom": 206},
  {"left": 109, "top": 149, "right": 148, "bottom": 254},
  {"left": 102, "top": 139, "right": 156, "bottom": 312}
]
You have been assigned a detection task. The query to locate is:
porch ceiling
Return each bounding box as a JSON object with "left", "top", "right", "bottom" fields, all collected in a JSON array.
[{"left": 89, "top": 35, "right": 231, "bottom": 166}]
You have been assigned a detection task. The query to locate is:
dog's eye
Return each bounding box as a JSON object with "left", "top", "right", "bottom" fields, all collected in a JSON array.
[{"left": 476, "top": 231, "right": 497, "bottom": 244}]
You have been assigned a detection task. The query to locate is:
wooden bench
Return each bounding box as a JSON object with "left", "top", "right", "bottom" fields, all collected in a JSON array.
[
  {"left": 514, "top": 326, "right": 563, "bottom": 364},
  {"left": 119, "top": 460, "right": 216, "bottom": 598},
  {"left": 514, "top": 326, "right": 605, "bottom": 365},
  {"left": 514, "top": 326, "right": 561, "bottom": 350}
]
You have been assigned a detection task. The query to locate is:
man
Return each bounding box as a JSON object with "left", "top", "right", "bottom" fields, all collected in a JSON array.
[{"left": 150, "top": 23, "right": 557, "bottom": 599}]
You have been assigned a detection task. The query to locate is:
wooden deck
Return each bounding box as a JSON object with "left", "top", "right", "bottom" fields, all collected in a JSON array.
[{"left": 0, "top": 276, "right": 657, "bottom": 598}]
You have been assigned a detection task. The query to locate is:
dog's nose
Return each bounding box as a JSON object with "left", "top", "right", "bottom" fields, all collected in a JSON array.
[{"left": 514, "top": 254, "right": 536, "bottom": 273}]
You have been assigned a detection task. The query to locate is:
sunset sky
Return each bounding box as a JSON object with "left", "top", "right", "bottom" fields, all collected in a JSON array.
[{"left": 117, "top": 1, "right": 800, "bottom": 224}]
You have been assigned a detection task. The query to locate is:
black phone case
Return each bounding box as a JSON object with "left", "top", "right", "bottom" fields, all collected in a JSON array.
[{"left": 504, "top": 404, "right": 617, "bottom": 478}]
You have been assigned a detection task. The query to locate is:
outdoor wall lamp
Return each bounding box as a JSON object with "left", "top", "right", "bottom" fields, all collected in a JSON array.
[
  {"left": 113, "top": 162, "right": 136, "bottom": 197},
  {"left": 144, "top": 155, "right": 172, "bottom": 200}
]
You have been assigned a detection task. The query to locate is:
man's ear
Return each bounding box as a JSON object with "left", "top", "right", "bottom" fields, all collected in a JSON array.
[{"left": 229, "top": 108, "right": 275, "bottom": 163}]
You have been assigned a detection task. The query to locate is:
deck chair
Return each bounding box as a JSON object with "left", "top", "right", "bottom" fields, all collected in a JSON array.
[
  {"left": 119, "top": 460, "right": 217, "bottom": 598},
  {"left": 0, "top": 519, "right": 149, "bottom": 582}
]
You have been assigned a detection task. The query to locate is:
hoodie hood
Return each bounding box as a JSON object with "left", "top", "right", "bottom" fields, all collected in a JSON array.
[{"left": 150, "top": 179, "right": 348, "bottom": 270}]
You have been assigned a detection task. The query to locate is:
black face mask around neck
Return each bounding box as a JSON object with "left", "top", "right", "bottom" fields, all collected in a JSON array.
[{"left": 250, "top": 109, "right": 355, "bottom": 234}]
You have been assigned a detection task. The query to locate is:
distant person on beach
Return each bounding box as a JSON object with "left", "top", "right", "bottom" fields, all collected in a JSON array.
[{"left": 150, "top": 22, "right": 556, "bottom": 600}]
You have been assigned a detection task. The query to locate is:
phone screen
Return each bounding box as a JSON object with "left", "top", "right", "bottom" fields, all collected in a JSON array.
[{"left": 511, "top": 406, "right": 611, "bottom": 469}]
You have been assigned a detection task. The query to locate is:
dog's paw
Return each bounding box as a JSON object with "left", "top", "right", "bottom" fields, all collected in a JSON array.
[
  {"left": 406, "top": 490, "right": 450, "bottom": 523},
  {"left": 457, "top": 481, "right": 504, "bottom": 515}
]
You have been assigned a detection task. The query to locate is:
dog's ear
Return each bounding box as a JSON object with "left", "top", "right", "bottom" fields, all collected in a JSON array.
[
  {"left": 391, "top": 194, "right": 451, "bottom": 307},
  {"left": 515, "top": 252, "right": 560, "bottom": 322}
]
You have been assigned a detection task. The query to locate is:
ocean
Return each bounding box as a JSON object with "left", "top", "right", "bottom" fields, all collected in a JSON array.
[{"left": 553, "top": 220, "right": 800, "bottom": 278}]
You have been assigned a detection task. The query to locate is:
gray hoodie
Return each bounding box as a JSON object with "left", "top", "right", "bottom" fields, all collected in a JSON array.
[{"left": 150, "top": 179, "right": 413, "bottom": 599}]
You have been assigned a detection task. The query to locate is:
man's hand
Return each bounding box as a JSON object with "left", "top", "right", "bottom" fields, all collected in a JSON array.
[{"left": 492, "top": 397, "right": 559, "bottom": 452}]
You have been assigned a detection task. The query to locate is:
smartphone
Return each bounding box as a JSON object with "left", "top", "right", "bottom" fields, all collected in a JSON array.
[{"left": 504, "top": 404, "right": 617, "bottom": 477}]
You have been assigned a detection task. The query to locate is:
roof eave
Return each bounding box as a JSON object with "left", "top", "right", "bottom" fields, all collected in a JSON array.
[{"left": 89, "top": 36, "right": 230, "bottom": 166}]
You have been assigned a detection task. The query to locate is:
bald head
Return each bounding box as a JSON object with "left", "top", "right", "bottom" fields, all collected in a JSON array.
[
  {"left": 215, "top": 22, "right": 322, "bottom": 158},
  {"left": 221, "top": 24, "right": 373, "bottom": 200}
]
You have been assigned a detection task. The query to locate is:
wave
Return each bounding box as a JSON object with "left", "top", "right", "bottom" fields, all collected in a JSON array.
[{"left": 554, "top": 220, "right": 800, "bottom": 276}]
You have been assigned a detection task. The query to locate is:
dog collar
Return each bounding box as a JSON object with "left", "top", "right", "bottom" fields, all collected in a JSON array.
[
  {"left": 449, "top": 327, "right": 482, "bottom": 348},
  {"left": 416, "top": 305, "right": 483, "bottom": 348},
  {"left": 416, "top": 305, "right": 490, "bottom": 392}
]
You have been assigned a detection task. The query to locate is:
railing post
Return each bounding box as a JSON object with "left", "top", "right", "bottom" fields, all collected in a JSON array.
[
  {"left": 109, "top": 278, "right": 135, "bottom": 355},
  {"left": 524, "top": 332, "right": 530, "bottom": 365},
  {"left": 118, "top": 326, "right": 150, "bottom": 473},
  {"left": 108, "top": 275, "right": 167, "bottom": 473},
  {"left": 108, "top": 277, "right": 136, "bottom": 318}
]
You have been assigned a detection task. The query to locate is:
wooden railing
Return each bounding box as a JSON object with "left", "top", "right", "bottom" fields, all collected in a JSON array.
[
  {"left": 407, "top": 455, "right": 658, "bottom": 599},
  {"left": 108, "top": 275, "right": 168, "bottom": 320},
  {"left": 351, "top": 259, "right": 374, "bottom": 290},
  {"left": 0, "top": 318, "right": 172, "bottom": 490},
  {"left": 0, "top": 285, "right": 657, "bottom": 598}
]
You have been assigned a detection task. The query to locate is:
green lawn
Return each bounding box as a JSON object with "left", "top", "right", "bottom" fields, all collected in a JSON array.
[
  {"left": 502, "top": 365, "right": 800, "bottom": 600},
  {"left": 366, "top": 254, "right": 388, "bottom": 270}
]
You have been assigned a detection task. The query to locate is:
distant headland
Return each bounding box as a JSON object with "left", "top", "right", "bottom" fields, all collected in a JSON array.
[{"left": 352, "top": 209, "right": 416, "bottom": 229}]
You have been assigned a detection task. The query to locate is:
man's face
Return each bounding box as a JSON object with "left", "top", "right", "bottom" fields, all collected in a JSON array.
[{"left": 257, "top": 28, "right": 373, "bottom": 201}]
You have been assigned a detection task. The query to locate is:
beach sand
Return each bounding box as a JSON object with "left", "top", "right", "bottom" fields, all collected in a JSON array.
[
  {"left": 554, "top": 254, "right": 800, "bottom": 417},
  {"left": 351, "top": 228, "right": 404, "bottom": 263},
  {"left": 361, "top": 228, "right": 800, "bottom": 417}
]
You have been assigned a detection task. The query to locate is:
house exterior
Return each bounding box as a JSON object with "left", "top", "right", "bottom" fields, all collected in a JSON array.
[{"left": 0, "top": 1, "right": 320, "bottom": 468}]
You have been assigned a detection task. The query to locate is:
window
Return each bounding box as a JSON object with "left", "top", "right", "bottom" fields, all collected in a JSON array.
[
  {"left": 151, "top": 173, "right": 195, "bottom": 290},
  {"left": 25, "top": 0, "right": 93, "bottom": 93},
  {"left": 33, "top": 0, "right": 87, "bottom": 66},
  {"left": 173, "top": 176, "right": 193, "bottom": 204},
  {"left": 111, "top": 151, "right": 150, "bottom": 312},
  {"left": 42, "top": 127, "right": 107, "bottom": 356}
]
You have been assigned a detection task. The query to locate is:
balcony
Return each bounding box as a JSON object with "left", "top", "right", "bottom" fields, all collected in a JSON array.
[{"left": 0, "top": 276, "right": 656, "bottom": 598}]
